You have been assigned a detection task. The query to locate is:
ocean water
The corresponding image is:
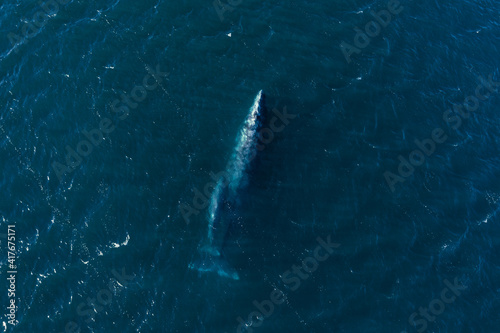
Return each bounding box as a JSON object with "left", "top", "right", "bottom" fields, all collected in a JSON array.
[{"left": 1, "top": 0, "right": 500, "bottom": 332}]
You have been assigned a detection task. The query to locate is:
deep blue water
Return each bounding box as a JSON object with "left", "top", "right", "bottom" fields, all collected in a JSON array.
[{"left": 1, "top": 0, "right": 500, "bottom": 332}]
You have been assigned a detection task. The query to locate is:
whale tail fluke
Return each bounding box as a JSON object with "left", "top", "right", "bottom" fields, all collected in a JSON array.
[{"left": 188, "top": 247, "right": 240, "bottom": 280}]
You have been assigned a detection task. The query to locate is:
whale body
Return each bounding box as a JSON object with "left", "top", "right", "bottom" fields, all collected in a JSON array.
[{"left": 189, "top": 90, "right": 267, "bottom": 280}]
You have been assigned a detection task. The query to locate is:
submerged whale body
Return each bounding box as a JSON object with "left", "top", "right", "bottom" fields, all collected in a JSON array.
[{"left": 189, "top": 90, "right": 267, "bottom": 280}]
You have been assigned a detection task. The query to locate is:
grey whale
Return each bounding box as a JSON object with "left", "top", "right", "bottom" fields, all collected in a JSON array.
[{"left": 189, "top": 90, "right": 267, "bottom": 280}]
